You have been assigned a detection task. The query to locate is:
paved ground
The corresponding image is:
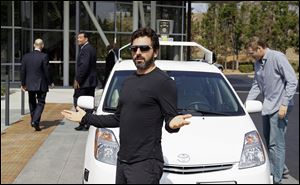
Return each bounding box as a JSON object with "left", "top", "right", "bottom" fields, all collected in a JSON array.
[
  {"left": 13, "top": 117, "right": 88, "bottom": 184},
  {"left": 1, "top": 87, "right": 299, "bottom": 184},
  {"left": 1, "top": 88, "right": 101, "bottom": 184},
  {"left": 1, "top": 103, "right": 73, "bottom": 184}
]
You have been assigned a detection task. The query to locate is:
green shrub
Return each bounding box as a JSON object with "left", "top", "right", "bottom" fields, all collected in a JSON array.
[
  {"left": 239, "top": 63, "right": 254, "bottom": 73},
  {"left": 291, "top": 62, "right": 299, "bottom": 73},
  {"left": 1, "top": 86, "right": 5, "bottom": 96}
]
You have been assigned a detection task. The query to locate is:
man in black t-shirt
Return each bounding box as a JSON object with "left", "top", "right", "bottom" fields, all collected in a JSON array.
[{"left": 61, "top": 27, "right": 192, "bottom": 184}]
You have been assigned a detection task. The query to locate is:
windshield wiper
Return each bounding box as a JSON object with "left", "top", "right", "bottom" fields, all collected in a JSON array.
[
  {"left": 103, "top": 106, "right": 117, "bottom": 112},
  {"left": 193, "top": 109, "right": 230, "bottom": 116},
  {"left": 178, "top": 108, "right": 230, "bottom": 116},
  {"left": 178, "top": 108, "right": 204, "bottom": 116}
]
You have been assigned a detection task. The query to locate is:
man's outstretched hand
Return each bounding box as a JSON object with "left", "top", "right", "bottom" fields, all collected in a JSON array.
[
  {"left": 61, "top": 106, "right": 86, "bottom": 122},
  {"left": 169, "top": 114, "right": 192, "bottom": 129}
]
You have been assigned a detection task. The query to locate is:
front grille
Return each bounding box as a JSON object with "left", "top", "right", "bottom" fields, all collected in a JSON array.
[{"left": 164, "top": 163, "right": 233, "bottom": 174}]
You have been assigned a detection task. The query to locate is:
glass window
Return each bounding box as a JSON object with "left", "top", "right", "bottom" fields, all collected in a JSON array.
[
  {"left": 156, "top": 6, "right": 183, "bottom": 34},
  {"left": 33, "top": 1, "right": 63, "bottom": 29},
  {"left": 1, "top": 1, "right": 12, "bottom": 26},
  {"left": 21, "top": 30, "right": 32, "bottom": 55},
  {"left": 158, "top": 36, "right": 191, "bottom": 61},
  {"left": 138, "top": 4, "right": 151, "bottom": 28},
  {"left": 1, "top": 29, "right": 12, "bottom": 64},
  {"left": 51, "top": 63, "right": 76, "bottom": 86},
  {"left": 156, "top": 2, "right": 185, "bottom": 6},
  {"left": 104, "top": 71, "right": 132, "bottom": 111},
  {"left": 49, "top": 63, "right": 62, "bottom": 86},
  {"left": 15, "top": 29, "right": 22, "bottom": 63},
  {"left": 170, "top": 71, "right": 244, "bottom": 116},
  {"left": 21, "top": 1, "right": 31, "bottom": 28},
  {"left": 116, "top": 3, "right": 133, "bottom": 32},
  {"left": 14, "top": 1, "right": 21, "bottom": 26},
  {"left": 96, "top": 63, "right": 106, "bottom": 87},
  {"left": 95, "top": 1, "right": 115, "bottom": 31},
  {"left": 1, "top": 65, "right": 13, "bottom": 82},
  {"left": 117, "top": 34, "right": 131, "bottom": 60},
  {"left": 80, "top": 3, "right": 96, "bottom": 31},
  {"left": 14, "top": 65, "right": 21, "bottom": 81},
  {"left": 88, "top": 32, "right": 107, "bottom": 61},
  {"left": 69, "top": 1, "right": 76, "bottom": 30},
  {"left": 69, "top": 32, "right": 77, "bottom": 62},
  {"left": 34, "top": 31, "right": 63, "bottom": 61}
]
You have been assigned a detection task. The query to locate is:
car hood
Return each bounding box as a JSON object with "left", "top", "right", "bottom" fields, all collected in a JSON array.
[{"left": 162, "top": 115, "right": 258, "bottom": 165}]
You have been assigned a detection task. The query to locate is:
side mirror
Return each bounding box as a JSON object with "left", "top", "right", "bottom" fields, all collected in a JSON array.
[
  {"left": 77, "top": 96, "right": 95, "bottom": 110},
  {"left": 245, "top": 100, "right": 262, "bottom": 113}
]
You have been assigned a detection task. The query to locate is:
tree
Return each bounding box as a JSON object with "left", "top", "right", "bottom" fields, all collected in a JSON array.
[{"left": 192, "top": 1, "right": 299, "bottom": 69}]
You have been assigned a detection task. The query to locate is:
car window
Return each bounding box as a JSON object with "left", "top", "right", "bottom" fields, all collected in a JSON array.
[
  {"left": 169, "top": 71, "right": 244, "bottom": 116},
  {"left": 103, "top": 71, "right": 132, "bottom": 112},
  {"left": 103, "top": 70, "right": 245, "bottom": 116}
]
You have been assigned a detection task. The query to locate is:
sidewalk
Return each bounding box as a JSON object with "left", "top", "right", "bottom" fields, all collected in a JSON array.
[
  {"left": 1, "top": 87, "right": 102, "bottom": 184},
  {"left": 1, "top": 103, "right": 73, "bottom": 184},
  {"left": 13, "top": 118, "right": 88, "bottom": 184}
]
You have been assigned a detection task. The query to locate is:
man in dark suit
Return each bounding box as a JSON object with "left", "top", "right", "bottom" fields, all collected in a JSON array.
[
  {"left": 73, "top": 32, "right": 98, "bottom": 131},
  {"left": 104, "top": 44, "right": 118, "bottom": 86},
  {"left": 21, "top": 38, "right": 54, "bottom": 131}
]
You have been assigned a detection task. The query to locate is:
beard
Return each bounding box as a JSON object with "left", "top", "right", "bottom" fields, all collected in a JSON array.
[{"left": 133, "top": 54, "right": 155, "bottom": 70}]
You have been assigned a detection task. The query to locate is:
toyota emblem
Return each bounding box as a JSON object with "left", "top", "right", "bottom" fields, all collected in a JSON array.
[{"left": 177, "top": 153, "right": 190, "bottom": 163}]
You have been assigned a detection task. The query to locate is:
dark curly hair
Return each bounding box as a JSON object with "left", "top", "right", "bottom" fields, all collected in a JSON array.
[{"left": 130, "top": 27, "right": 159, "bottom": 51}]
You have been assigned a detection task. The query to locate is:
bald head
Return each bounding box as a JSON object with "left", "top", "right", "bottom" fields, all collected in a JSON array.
[{"left": 34, "top": 38, "right": 44, "bottom": 50}]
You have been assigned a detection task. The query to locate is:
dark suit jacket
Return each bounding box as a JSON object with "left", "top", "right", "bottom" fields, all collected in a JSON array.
[
  {"left": 21, "top": 50, "right": 52, "bottom": 92},
  {"left": 104, "top": 49, "right": 117, "bottom": 84},
  {"left": 76, "top": 43, "right": 98, "bottom": 88}
]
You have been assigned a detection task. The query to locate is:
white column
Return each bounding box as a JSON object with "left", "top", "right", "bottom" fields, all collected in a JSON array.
[
  {"left": 133, "top": 1, "right": 139, "bottom": 31},
  {"left": 63, "top": 1, "right": 69, "bottom": 86},
  {"left": 138, "top": 1, "right": 145, "bottom": 27},
  {"left": 150, "top": 1, "right": 156, "bottom": 30}
]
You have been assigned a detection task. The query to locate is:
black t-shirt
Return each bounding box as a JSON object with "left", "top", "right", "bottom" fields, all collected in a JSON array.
[{"left": 82, "top": 67, "right": 179, "bottom": 163}]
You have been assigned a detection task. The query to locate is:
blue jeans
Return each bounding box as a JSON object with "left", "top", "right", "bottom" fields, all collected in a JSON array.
[{"left": 262, "top": 108, "right": 291, "bottom": 184}]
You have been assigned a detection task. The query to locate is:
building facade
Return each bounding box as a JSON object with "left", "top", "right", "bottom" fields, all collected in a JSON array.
[{"left": 1, "top": 1, "right": 188, "bottom": 86}]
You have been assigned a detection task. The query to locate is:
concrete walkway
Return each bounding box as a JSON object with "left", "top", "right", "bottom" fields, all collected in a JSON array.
[
  {"left": 13, "top": 119, "right": 88, "bottom": 184},
  {"left": 1, "top": 87, "right": 102, "bottom": 184}
]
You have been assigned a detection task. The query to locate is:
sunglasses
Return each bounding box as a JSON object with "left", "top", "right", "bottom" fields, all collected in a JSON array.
[{"left": 130, "top": 45, "right": 153, "bottom": 52}]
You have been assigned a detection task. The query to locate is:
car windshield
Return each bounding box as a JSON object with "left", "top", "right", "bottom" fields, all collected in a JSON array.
[{"left": 103, "top": 70, "right": 245, "bottom": 116}]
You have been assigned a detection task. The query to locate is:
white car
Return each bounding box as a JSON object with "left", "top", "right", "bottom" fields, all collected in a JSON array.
[{"left": 78, "top": 42, "right": 272, "bottom": 184}]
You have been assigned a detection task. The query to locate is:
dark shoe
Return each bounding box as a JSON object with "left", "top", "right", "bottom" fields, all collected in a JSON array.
[
  {"left": 84, "top": 124, "right": 90, "bottom": 130},
  {"left": 74, "top": 125, "right": 84, "bottom": 131},
  {"left": 33, "top": 124, "right": 41, "bottom": 131},
  {"left": 34, "top": 126, "right": 41, "bottom": 131}
]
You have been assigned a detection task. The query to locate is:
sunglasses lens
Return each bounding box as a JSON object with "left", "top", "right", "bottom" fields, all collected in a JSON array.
[
  {"left": 140, "top": 45, "right": 150, "bottom": 52},
  {"left": 130, "top": 45, "right": 151, "bottom": 52},
  {"left": 130, "top": 46, "right": 137, "bottom": 52}
]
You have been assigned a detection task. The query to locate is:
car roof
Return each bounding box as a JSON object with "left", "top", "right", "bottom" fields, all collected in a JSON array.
[{"left": 114, "top": 60, "right": 221, "bottom": 73}]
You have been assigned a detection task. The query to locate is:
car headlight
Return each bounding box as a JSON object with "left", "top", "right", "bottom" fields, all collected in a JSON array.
[
  {"left": 238, "top": 130, "right": 266, "bottom": 169},
  {"left": 94, "top": 128, "right": 119, "bottom": 165}
]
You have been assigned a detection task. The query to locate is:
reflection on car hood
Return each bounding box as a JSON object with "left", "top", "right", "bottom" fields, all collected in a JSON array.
[{"left": 162, "top": 116, "right": 257, "bottom": 165}]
